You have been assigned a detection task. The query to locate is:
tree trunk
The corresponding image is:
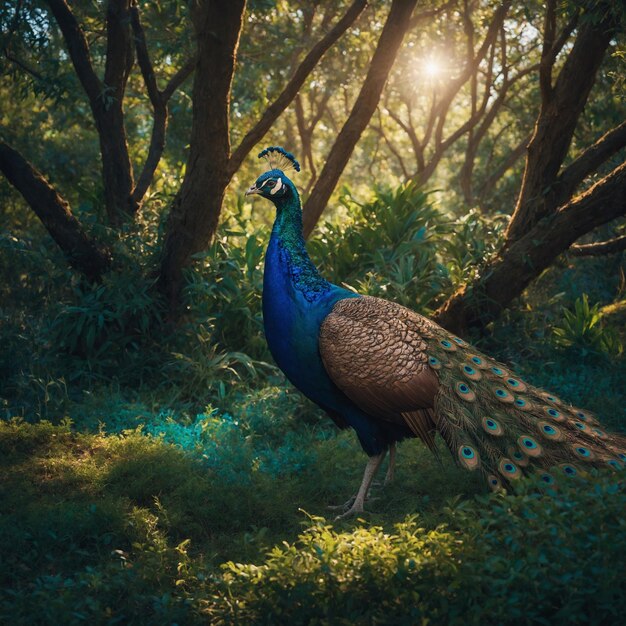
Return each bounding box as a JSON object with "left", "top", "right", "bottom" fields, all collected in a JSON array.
[
  {"left": 157, "top": 0, "right": 246, "bottom": 313},
  {"left": 302, "top": 0, "right": 418, "bottom": 238},
  {"left": 0, "top": 141, "right": 112, "bottom": 281},
  {"left": 505, "top": 16, "right": 615, "bottom": 244},
  {"left": 434, "top": 161, "right": 626, "bottom": 335},
  {"left": 99, "top": 0, "right": 136, "bottom": 224},
  {"left": 46, "top": 0, "right": 136, "bottom": 225},
  {"left": 95, "top": 103, "right": 137, "bottom": 225}
]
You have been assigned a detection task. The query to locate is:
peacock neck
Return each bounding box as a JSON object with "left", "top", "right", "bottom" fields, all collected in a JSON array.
[{"left": 269, "top": 193, "right": 331, "bottom": 302}]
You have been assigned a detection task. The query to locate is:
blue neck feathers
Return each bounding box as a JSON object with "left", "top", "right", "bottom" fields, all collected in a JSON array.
[{"left": 269, "top": 179, "right": 331, "bottom": 302}]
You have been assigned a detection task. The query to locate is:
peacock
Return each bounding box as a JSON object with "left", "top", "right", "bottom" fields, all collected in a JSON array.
[{"left": 246, "top": 145, "right": 626, "bottom": 518}]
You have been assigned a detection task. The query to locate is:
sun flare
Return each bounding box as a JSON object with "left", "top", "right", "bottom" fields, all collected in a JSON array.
[{"left": 424, "top": 58, "right": 441, "bottom": 77}]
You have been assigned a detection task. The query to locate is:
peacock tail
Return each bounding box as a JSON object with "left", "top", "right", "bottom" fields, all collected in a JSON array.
[
  {"left": 317, "top": 294, "right": 626, "bottom": 491},
  {"left": 426, "top": 325, "right": 626, "bottom": 490}
]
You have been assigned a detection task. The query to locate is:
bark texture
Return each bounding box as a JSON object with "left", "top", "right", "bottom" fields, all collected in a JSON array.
[
  {"left": 0, "top": 141, "right": 112, "bottom": 281},
  {"left": 157, "top": 0, "right": 246, "bottom": 311},
  {"left": 302, "top": 0, "right": 419, "bottom": 238}
]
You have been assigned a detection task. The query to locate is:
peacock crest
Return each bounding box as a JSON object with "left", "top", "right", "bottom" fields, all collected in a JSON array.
[{"left": 258, "top": 146, "right": 301, "bottom": 172}]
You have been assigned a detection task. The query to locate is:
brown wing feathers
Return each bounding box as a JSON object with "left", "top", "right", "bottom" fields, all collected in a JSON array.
[{"left": 319, "top": 296, "right": 439, "bottom": 448}]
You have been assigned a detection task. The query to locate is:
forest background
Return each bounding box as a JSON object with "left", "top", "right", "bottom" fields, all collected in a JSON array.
[{"left": 1, "top": 0, "right": 625, "bottom": 623}]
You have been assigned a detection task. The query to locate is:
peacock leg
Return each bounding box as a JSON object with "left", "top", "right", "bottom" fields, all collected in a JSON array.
[
  {"left": 384, "top": 442, "right": 396, "bottom": 486},
  {"left": 334, "top": 452, "right": 386, "bottom": 520}
]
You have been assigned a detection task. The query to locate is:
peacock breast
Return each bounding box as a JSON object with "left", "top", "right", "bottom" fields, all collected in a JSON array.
[{"left": 262, "top": 236, "right": 356, "bottom": 399}]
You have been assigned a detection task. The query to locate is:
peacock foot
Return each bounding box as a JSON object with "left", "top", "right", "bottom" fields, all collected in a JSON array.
[
  {"left": 333, "top": 499, "right": 366, "bottom": 520},
  {"left": 330, "top": 452, "right": 387, "bottom": 520},
  {"left": 327, "top": 492, "right": 379, "bottom": 514},
  {"left": 327, "top": 495, "right": 356, "bottom": 511}
]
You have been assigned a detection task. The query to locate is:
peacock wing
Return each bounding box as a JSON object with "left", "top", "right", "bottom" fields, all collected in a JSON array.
[
  {"left": 320, "top": 295, "right": 626, "bottom": 488},
  {"left": 319, "top": 296, "right": 440, "bottom": 447}
]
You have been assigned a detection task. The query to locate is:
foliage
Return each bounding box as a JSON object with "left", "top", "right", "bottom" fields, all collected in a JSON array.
[
  {"left": 212, "top": 475, "right": 626, "bottom": 625},
  {"left": 310, "top": 183, "right": 448, "bottom": 311},
  {"left": 552, "top": 294, "right": 623, "bottom": 356},
  {"left": 1, "top": 419, "right": 625, "bottom": 625}
]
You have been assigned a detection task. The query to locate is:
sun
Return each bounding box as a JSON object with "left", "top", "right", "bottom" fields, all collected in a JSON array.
[{"left": 424, "top": 57, "right": 442, "bottom": 77}]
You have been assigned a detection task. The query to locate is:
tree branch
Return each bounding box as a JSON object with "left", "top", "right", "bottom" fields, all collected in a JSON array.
[
  {"left": 555, "top": 120, "right": 626, "bottom": 206},
  {"left": 130, "top": 1, "right": 159, "bottom": 108},
  {"left": 386, "top": 105, "right": 422, "bottom": 164},
  {"left": 373, "top": 109, "right": 409, "bottom": 179},
  {"left": 161, "top": 56, "right": 196, "bottom": 102},
  {"left": 44, "top": 0, "right": 102, "bottom": 103},
  {"left": 426, "top": 1, "right": 511, "bottom": 170},
  {"left": 570, "top": 233, "right": 626, "bottom": 256},
  {"left": 540, "top": 6, "right": 579, "bottom": 101},
  {"left": 551, "top": 10, "right": 579, "bottom": 60},
  {"left": 227, "top": 0, "right": 367, "bottom": 177},
  {"left": 3, "top": 49, "right": 45, "bottom": 81},
  {"left": 302, "top": 0, "right": 419, "bottom": 237},
  {"left": 476, "top": 132, "right": 531, "bottom": 200},
  {"left": 46, "top": 0, "right": 137, "bottom": 223},
  {"left": 0, "top": 141, "right": 112, "bottom": 281},
  {"left": 459, "top": 61, "right": 537, "bottom": 202},
  {"left": 407, "top": 0, "right": 457, "bottom": 30},
  {"left": 435, "top": 159, "right": 626, "bottom": 333},
  {"left": 505, "top": 13, "right": 617, "bottom": 244},
  {"left": 130, "top": 2, "right": 195, "bottom": 204}
]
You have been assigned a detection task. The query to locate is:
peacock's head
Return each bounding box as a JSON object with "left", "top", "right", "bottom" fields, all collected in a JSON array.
[{"left": 245, "top": 146, "right": 300, "bottom": 203}]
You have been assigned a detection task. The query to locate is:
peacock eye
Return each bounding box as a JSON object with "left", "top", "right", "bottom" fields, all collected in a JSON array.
[{"left": 265, "top": 179, "right": 276, "bottom": 188}]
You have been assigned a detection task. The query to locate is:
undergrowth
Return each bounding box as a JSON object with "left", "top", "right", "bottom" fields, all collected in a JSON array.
[
  {"left": 0, "top": 183, "right": 625, "bottom": 623},
  {"left": 1, "top": 419, "right": 624, "bottom": 625}
]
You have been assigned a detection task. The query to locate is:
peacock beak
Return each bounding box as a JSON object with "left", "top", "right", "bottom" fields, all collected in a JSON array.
[{"left": 245, "top": 185, "right": 260, "bottom": 196}]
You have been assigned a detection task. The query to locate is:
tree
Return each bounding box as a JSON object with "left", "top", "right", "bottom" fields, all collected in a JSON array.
[
  {"left": 301, "top": 0, "right": 421, "bottom": 237},
  {"left": 0, "top": 0, "right": 367, "bottom": 313},
  {"left": 434, "top": 2, "right": 626, "bottom": 334},
  {"left": 158, "top": 0, "right": 368, "bottom": 311}
]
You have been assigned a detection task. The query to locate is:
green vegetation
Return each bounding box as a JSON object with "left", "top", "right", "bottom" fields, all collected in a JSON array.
[
  {"left": 1, "top": 1, "right": 625, "bottom": 622},
  {"left": 2, "top": 419, "right": 624, "bottom": 625},
  {"left": 1, "top": 187, "right": 625, "bottom": 624}
]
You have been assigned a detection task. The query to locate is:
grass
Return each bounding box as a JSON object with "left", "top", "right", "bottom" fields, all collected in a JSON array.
[
  {"left": 1, "top": 417, "right": 624, "bottom": 625},
  {"left": 2, "top": 295, "right": 625, "bottom": 624},
  {"left": 1, "top": 186, "right": 624, "bottom": 623}
]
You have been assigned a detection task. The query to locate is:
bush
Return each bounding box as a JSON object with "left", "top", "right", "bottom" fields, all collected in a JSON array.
[
  {"left": 309, "top": 182, "right": 450, "bottom": 312},
  {"left": 210, "top": 476, "right": 626, "bottom": 625},
  {"left": 552, "top": 294, "right": 623, "bottom": 357},
  {"left": 1, "top": 417, "right": 625, "bottom": 625}
]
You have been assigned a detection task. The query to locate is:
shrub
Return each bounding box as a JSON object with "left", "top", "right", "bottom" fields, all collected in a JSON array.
[
  {"left": 210, "top": 475, "right": 626, "bottom": 625},
  {"left": 552, "top": 294, "right": 623, "bottom": 357}
]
